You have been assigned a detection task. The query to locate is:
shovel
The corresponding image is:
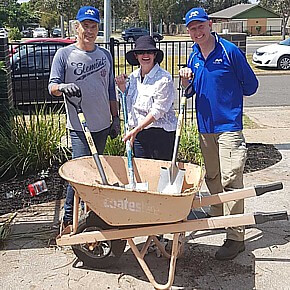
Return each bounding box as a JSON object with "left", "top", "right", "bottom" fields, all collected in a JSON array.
[
  {"left": 157, "top": 83, "right": 192, "bottom": 194},
  {"left": 117, "top": 84, "right": 148, "bottom": 191},
  {"left": 66, "top": 93, "right": 109, "bottom": 185}
]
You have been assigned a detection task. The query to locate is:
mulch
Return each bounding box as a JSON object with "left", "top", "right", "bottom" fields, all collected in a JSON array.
[{"left": 0, "top": 143, "right": 282, "bottom": 216}]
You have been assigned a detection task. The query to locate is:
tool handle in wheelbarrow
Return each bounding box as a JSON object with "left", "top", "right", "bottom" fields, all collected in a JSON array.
[
  {"left": 117, "top": 84, "right": 136, "bottom": 187},
  {"left": 171, "top": 94, "right": 187, "bottom": 166},
  {"left": 255, "top": 182, "right": 283, "bottom": 196},
  {"left": 65, "top": 93, "right": 109, "bottom": 185},
  {"left": 172, "top": 83, "right": 193, "bottom": 163},
  {"left": 65, "top": 93, "right": 82, "bottom": 113},
  {"left": 254, "top": 211, "right": 288, "bottom": 224}
]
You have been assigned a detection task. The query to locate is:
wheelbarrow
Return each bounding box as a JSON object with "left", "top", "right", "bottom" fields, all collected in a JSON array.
[{"left": 56, "top": 155, "right": 288, "bottom": 290}]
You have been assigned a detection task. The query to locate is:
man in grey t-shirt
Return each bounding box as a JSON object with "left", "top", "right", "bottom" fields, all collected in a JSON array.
[{"left": 48, "top": 6, "right": 120, "bottom": 227}]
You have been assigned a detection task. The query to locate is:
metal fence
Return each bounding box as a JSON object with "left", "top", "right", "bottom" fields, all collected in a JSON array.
[
  {"left": 245, "top": 25, "right": 283, "bottom": 36},
  {"left": 8, "top": 39, "right": 194, "bottom": 118}
]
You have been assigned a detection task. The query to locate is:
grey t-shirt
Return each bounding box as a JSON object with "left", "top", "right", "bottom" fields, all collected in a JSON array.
[{"left": 48, "top": 44, "right": 116, "bottom": 132}]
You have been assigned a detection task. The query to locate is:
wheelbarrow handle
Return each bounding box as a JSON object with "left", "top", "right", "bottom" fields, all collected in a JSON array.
[
  {"left": 254, "top": 211, "right": 288, "bottom": 224},
  {"left": 255, "top": 182, "right": 283, "bottom": 196}
]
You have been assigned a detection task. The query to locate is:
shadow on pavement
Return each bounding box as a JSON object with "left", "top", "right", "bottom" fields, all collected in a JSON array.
[{"left": 68, "top": 216, "right": 289, "bottom": 289}]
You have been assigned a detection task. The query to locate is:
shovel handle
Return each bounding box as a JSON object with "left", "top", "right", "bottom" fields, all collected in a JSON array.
[
  {"left": 65, "top": 93, "right": 109, "bottom": 185},
  {"left": 77, "top": 112, "right": 109, "bottom": 185},
  {"left": 172, "top": 96, "right": 187, "bottom": 165},
  {"left": 65, "top": 93, "right": 82, "bottom": 113},
  {"left": 118, "top": 81, "right": 137, "bottom": 188}
]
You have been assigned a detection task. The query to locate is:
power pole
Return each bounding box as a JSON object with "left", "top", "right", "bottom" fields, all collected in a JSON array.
[
  {"left": 104, "top": 0, "right": 111, "bottom": 43},
  {"left": 60, "top": 15, "right": 65, "bottom": 38},
  {"left": 148, "top": 0, "right": 153, "bottom": 36}
]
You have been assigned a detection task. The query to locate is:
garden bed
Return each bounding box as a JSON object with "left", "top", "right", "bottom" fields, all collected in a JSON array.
[{"left": 0, "top": 143, "right": 282, "bottom": 216}]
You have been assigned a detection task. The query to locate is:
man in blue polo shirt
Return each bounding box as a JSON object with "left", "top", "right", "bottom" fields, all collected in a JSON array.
[{"left": 180, "top": 7, "right": 258, "bottom": 260}]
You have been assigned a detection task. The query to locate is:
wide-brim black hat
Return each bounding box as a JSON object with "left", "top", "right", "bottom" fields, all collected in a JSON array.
[{"left": 126, "top": 35, "right": 164, "bottom": 66}]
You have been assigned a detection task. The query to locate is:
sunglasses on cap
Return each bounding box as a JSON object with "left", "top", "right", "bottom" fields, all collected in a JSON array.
[{"left": 135, "top": 50, "right": 156, "bottom": 55}]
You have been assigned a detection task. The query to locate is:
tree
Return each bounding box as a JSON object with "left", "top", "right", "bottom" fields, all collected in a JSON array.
[{"left": 258, "top": 0, "right": 290, "bottom": 39}]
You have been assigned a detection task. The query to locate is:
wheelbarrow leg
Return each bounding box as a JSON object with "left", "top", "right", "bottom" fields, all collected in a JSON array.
[
  {"left": 127, "top": 233, "right": 180, "bottom": 290},
  {"left": 72, "top": 193, "right": 80, "bottom": 234}
]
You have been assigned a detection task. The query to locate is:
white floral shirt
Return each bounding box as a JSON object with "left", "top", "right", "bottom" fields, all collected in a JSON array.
[{"left": 126, "top": 64, "right": 177, "bottom": 132}]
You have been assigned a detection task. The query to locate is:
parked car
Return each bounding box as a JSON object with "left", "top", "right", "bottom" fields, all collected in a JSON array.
[
  {"left": 52, "top": 28, "right": 62, "bottom": 38},
  {"left": 21, "top": 28, "right": 33, "bottom": 38},
  {"left": 252, "top": 38, "right": 290, "bottom": 70},
  {"left": 121, "top": 27, "right": 163, "bottom": 42},
  {"left": 11, "top": 38, "right": 74, "bottom": 55},
  {"left": 10, "top": 38, "right": 75, "bottom": 108},
  {"left": 0, "top": 27, "right": 8, "bottom": 38},
  {"left": 96, "top": 30, "right": 104, "bottom": 42},
  {"left": 33, "top": 27, "right": 48, "bottom": 38}
]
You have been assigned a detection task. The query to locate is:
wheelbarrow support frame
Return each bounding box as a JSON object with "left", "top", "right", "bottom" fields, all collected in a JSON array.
[{"left": 57, "top": 182, "right": 288, "bottom": 290}]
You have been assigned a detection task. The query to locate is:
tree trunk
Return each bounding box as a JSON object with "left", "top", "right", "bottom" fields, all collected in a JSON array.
[{"left": 147, "top": 0, "right": 153, "bottom": 36}]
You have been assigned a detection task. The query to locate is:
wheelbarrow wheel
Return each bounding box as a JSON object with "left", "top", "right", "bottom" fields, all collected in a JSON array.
[{"left": 72, "top": 211, "right": 127, "bottom": 269}]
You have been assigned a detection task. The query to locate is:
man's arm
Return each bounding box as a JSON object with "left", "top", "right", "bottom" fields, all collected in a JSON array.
[
  {"left": 231, "top": 48, "right": 259, "bottom": 96},
  {"left": 50, "top": 84, "right": 63, "bottom": 97},
  {"left": 110, "top": 100, "right": 119, "bottom": 118}
]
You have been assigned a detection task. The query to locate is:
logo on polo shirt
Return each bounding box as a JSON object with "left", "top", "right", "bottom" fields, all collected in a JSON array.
[
  {"left": 189, "top": 11, "right": 199, "bottom": 18},
  {"left": 213, "top": 58, "right": 223, "bottom": 64},
  {"left": 194, "top": 62, "right": 200, "bottom": 69},
  {"left": 85, "top": 9, "right": 95, "bottom": 15}
]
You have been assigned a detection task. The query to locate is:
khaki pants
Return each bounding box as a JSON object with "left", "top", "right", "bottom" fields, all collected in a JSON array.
[{"left": 199, "top": 131, "right": 247, "bottom": 241}]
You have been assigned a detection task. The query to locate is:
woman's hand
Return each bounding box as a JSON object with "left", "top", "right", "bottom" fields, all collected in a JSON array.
[
  {"left": 115, "top": 73, "right": 128, "bottom": 93},
  {"left": 123, "top": 126, "right": 141, "bottom": 147}
]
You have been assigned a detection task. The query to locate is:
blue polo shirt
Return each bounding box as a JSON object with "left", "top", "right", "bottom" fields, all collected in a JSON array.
[{"left": 187, "top": 33, "right": 258, "bottom": 134}]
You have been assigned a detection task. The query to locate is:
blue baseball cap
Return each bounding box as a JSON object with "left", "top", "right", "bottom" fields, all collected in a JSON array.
[
  {"left": 185, "top": 7, "right": 209, "bottom": 27},
  {"left": 76, "top": 6, "right": 100, "bottom": 23}
]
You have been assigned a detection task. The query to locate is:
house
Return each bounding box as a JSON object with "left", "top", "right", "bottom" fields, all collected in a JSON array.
[{"left": 209, "top": 4, "right": 282, "bottom": 35}]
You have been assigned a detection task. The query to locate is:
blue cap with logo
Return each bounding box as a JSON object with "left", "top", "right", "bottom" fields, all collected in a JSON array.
[
  {"left": 185, "top": 7, "right": 209, "bottom": 27},
  {"left": 76, "top": 6, "right": 100, "bottom": 23}
]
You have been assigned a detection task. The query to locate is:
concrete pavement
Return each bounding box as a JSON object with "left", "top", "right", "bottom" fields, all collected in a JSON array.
[{"left": 0, "top": 106, "right": 289, "bottom": 290}]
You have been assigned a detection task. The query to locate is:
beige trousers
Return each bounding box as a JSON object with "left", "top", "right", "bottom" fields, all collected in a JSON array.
[{"left": 199, "top": 131, "right": 247, "bottom": 241}]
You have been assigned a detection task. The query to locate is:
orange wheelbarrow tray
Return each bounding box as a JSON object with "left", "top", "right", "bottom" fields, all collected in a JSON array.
[{"left": 56, "top": 156, "right": 288, "bottom": 290}]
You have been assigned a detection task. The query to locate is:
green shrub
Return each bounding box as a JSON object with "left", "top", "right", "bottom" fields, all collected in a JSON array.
[
  {"left": 103, "top": 122, "right": 203, "bottom": 166},
  {"left": 104, "top": 134, "right": 126, "bottom": 156},
  {"left": 178, "top": 123, "right": 203, "bottom": 165},
  {"left": 8, "top": 27, "right": 22, "bottom": 41},
  {"left": 0, "top": 107, "right": 69, "bottom": 180}
]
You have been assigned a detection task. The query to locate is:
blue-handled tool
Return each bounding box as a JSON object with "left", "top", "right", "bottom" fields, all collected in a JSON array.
[{"left": 117, "top": 82, "right": 148, "bottom": 191}]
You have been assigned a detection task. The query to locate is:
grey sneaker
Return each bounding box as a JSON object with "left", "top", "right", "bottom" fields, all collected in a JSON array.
[{"left": 215, "top": 239, "right": 245, "bottom": 260}]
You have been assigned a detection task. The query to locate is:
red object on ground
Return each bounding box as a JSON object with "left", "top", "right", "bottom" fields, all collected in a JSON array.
[{"left": 28, "top": 180, "right": 48, "bottom": 197}]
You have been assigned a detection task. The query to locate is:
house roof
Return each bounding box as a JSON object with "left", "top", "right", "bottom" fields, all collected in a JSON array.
[{"left": 209, "top": 4, "right": 257, "bottom": 19}]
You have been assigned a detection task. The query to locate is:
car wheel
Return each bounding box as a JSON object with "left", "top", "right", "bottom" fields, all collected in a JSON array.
[
  {"left": 153, "top": 36, "right": 160, "bottom": 42},
  {"left": 277, "top": 55, "right": 290, "bottom": 70},
  {"left": 127, "top": 37, "right": 134, "bottom": 42}
]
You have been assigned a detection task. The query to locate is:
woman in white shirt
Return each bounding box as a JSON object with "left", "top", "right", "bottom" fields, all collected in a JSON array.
[{"left": 116, "top": 35, "right": 177, "bottom": 161}]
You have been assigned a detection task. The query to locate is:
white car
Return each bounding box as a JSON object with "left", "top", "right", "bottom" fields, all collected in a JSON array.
[
  {"left": 252, "top": 38, "right": 290, "bottom": 70},
  {"left": 33, "top": 27, "right": 48, "bottom": 38},
  {"left": 0, "top": 27, "right": 8, "bottom": 38}
]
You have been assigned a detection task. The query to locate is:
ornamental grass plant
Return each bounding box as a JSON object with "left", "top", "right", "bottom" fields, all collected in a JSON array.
[
  {"left": 0, "top": 107, "right": 69, "bottom": 180},
  {"left": 104, "top": 120, "right": 203, "bottom": 166},
  {"left": 178, "top": 123, "right": 203, "bottom": 166}
]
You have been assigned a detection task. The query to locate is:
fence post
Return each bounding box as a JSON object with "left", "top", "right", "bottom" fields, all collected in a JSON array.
[
  {"left": 109, "top": 37, "right": 115, "bottom": 76},
  {"left": 0, "top": 36, "right": 13, "bottom": 126}
]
